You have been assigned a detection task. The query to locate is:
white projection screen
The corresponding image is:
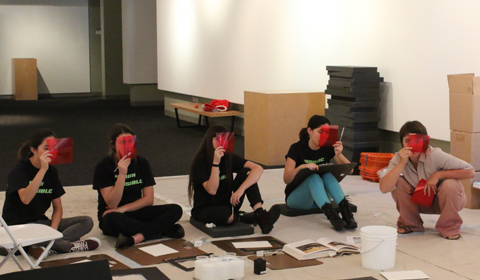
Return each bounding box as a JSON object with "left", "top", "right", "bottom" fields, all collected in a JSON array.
[{"left": 156, "top": 0, "right": 480, "bottom": 141}]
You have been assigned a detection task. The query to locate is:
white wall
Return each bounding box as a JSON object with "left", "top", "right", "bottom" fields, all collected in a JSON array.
[
  {"left": 156, "top": 0, "right": 480, "bottom": 141},
  {"left": 122, "top": 0, "right": 157, "bottom": 84},
  {"left": 0, "top": 1, "right": 90, "bottom": 95}
]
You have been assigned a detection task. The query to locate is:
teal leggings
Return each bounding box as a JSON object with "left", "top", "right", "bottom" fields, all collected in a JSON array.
[{"left": 286, "top": 173, "right": 345, "bottom": 210}]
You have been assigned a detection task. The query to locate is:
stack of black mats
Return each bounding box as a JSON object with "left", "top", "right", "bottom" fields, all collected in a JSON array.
[{"left": 325, "top": 66, "right": 384, "bottom": 173}]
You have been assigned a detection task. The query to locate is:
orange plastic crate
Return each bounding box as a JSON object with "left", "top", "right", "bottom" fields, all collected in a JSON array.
[
  {"left": 359, "top": 165, "right": 382, "bottom": 175},
  {"left": 360, "top": 171, "right": 380, "bottom": 182},
  {"left": 360, "top": 153, "right": 394, "bottom": 168}
]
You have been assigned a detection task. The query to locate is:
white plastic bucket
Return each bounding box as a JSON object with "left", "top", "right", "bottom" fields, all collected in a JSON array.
[{"left": 360, "top": 225, "right": 397, "bottom": 270}]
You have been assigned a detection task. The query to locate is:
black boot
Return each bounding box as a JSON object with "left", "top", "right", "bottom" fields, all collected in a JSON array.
[
  {"left": 255, "top": 205, "right": 281, "bottom": 234},
  {"left": 338, "top": 198, "right": 357, "bottom": 229},
  {"left": 239, "top": 211, "right": 257, "bottom": 225},
  {"left": 321, "top": 203, "right": 346, "bottom": 231}
]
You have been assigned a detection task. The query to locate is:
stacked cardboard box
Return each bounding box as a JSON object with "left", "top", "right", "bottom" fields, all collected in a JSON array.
[
  {"left": 448, "top": 73, "right": 480, "bottom": 209},
  {"left": 325, "top": 66, "right": 383, "bottom": 172}
]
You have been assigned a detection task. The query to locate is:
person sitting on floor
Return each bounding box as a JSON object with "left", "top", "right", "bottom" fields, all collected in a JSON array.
[
  {"left": 93, "top": 123, "right": 184, "bottom": 248},
  {"left": 188, "top": 125, "right": 280, "bottom": 234},
  {"left": 379, "top": 120, "right": 474, "bottom": 240},
  {"left": 2, "top": 128, "right": 100, "bottom": 258},
  {"left": 283, "top": 115, "right": 356, "bottom": 231}
]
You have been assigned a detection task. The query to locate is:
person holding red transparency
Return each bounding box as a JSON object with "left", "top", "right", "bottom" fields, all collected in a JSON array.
[
  {"left": 188, "top": 125, "right": 280, "bottom": 234},
  {"left": 2, "top": 128, "right": 100, "bottom": 258},
  {"left": 379, "top": 121, "right": 474, "bottom": 240},
  {"left": 93, "top": 123, "right": 184, "bottom": 248},
  {"left": 283, "top": 115, "right": 356, "bottom": 231}
]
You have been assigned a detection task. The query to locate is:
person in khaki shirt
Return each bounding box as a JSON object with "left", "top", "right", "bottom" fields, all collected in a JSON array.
[{"left": 379, "top": 121, "right": 474, "bottom": 240}]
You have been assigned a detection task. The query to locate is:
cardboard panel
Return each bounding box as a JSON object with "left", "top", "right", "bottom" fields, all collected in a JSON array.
[
  {"left": 448, "top": 74, "right": 480, "bottom": 133},
  {"left": 247, "top": 254, "right": 323, "bottom": 270},
  {"left": 449, "top": 93, "right": 480, "bottom": 133},
  {"left": 447, "top": 73, "right": 474, "bottom": 94},
  {"left": 244, "top": 91, "right": 325, "bottom": 166},
  {"left": 39, "top": 254, "right": 129, "bottom": 270},
  {"left": 12, "top": 58, "right": 37, "bottom": 101},
  {"left": 450, "top": 131, "right": 480, "bottom": 171},
  {"left": 459, "top": 172, "right": 480, "bottom": 209}
]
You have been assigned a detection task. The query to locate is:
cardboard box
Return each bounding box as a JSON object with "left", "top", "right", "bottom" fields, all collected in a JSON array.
[
  {"left": 244, "top": 91, "right": 325, "bottom": 166},
  {"left": 448, "top": 74, "right": 480, "bottom": 133},
  {"left": 450, "top": 131, "right": 480, "bottom": 171},
  {"left": 459, "top": 171, "right": 480, "bottom": 209}
]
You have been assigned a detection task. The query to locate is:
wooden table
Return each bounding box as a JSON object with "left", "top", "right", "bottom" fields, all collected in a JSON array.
[{"left": 169, "top": 102, "right": 242, "bottom": 131}]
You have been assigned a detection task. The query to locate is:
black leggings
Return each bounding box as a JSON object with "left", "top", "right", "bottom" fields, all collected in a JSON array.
[
  {"left": 194, "top": 168, "right": 264, "bottom": 225},
  {"left": 100, "top": 204, "right": 182, "bottom": 240}
]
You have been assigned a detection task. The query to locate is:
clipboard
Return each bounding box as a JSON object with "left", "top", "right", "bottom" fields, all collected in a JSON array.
[
  {"left": 211, "top": 236, "right": 286, "bottom": 256},
  {"left": 286, "top": 163, "right": 357, "bottom": 191},
  {"left": 115, "top": 239, "right": 208, "bottom": 266}
]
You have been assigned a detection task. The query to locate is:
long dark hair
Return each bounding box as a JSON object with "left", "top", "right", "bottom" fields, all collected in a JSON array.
[
  {"left": 108, "top": 123, "right": 135, "bottom": 160},
  {"left": 188, "top": 125, "right": 232, "bottom": 206},
  {"left": 18, "top": 128, "right": 56, "bottom": 160},
  {"left": 298, "top": 115, "right": 330, "bottom": 140}
]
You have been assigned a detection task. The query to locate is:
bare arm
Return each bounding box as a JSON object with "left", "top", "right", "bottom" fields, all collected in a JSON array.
[
  {"left": 423, "top": 168, "right": 475, "bottom": 196},
  {"left": 283, "top": 157, "right": 319, "bottom": 184},
  {"left": 50, "top": 197, "right": 63, "bottom": 230},
  {"left": 202, "top": 147, "right": 224, "bottom": 195},
  {"left": 18, "top": 150, "right": 51, "bottom": 204},
  {"left": 100, "top": 155, "right": 131, "bottom": 209},
  {"left": 332, "top": 141, "right": 351, "bottom": 164},
  {"left": 379, "top": 147, "right": 412, "bottom": 193}
]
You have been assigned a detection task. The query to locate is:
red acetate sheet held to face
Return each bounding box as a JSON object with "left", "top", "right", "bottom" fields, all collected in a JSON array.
[
  {"left": 46, "top": 138, "right": 73, "bottom": 165},
  {"left": 216, "top": 132, "right": 235, "bottom": 154},
  {"left": 116, "top": 135, "right": 137, "bottom": 159},
  {"left": 318, "top": 124, "right": 338, "bottom": 147},
  {"left": 408, "top": 134, "right": 430, "bottom": 153}
]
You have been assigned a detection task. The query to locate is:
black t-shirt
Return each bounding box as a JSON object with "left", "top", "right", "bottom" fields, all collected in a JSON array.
[
  {"left": 2, "top": 159, "right": 65, "bottom": 225},
  {"left": 191, "top": 153, "right": 246, "bottom": 214},
  {"left": 92, "top": 156, "right": 156, "bottom": 221},
  {"left": 284, "top": 138, "right": 335, "bottom": 197}
]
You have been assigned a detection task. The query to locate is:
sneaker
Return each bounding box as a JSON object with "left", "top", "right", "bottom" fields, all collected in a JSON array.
[
  {"left": 69, "top": 237, "right": 101, "bottom": 252},
  {"left": 256, "top": 205, "right": 281, "bottom": 234},
  {"left": 163, "top": 224, "right": 185, "bottom": 239},
  {"left": 29, "top": 246, "right": 57, "bottom": 259},
  {"left": 115, "top": 233, "right": 135, "bottom": 249}
]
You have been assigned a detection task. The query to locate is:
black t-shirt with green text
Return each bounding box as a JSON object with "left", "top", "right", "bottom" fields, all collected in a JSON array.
[
  {"left": 2, "top": 159, "right": 65, "bottom": 225},
  {"left": 191, "top": 153, "right": 246, "bottom": 215},
  {"left": 284, "top": 138, "right": 335, "bottom": 197},
  {"left": 92, "top": 156, "right": 156, "bottom": 221}
]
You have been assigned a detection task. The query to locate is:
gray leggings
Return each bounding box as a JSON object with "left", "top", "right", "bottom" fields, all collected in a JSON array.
[{"left": 34, "top": 216, "right": 94, "bottom": 253}]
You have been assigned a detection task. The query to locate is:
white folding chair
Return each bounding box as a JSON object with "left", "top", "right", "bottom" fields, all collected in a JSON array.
[{"left": 0, "top": 217, "right": 63, "bottom": 271}]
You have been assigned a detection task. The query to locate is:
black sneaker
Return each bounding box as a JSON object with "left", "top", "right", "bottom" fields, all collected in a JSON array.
[
  {"left": 163, "top": 224, "right": 185, "bottom": 239},
  {"left": 115, "top": 233, "right": 135, "bottom": 249},
  {"left": 69, "top": 237, "right": 101, "bottom": 252},
  {"left": 256, "top": 205, "right": 281, "bottom": 234}
]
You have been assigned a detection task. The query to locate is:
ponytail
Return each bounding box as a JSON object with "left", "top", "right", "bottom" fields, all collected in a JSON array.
[
  {"left": 298, "top": 115, "right": 330, "bottom": 140},
  {"left": 299, "top": 127, "right": 309, "bottom": 140},
  {"left": 17, "top": 128, "right": 56, "bottom": 160}
]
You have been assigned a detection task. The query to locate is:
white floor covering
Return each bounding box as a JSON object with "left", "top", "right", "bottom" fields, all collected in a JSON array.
[{"left": 1, "top": 169, "right": 479, "bottom": 279}]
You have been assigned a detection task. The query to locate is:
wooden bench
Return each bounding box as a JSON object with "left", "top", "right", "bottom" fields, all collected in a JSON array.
[{"left": 170, "top": 102, "right": 242, "bottom": 131}]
